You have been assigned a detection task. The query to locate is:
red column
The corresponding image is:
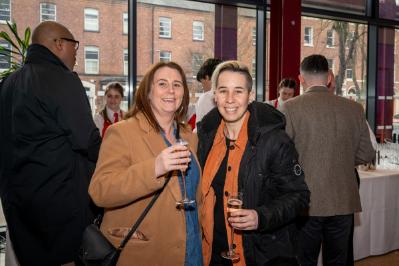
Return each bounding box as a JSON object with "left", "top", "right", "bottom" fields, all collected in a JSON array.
[
  {"left": 269, "top": 0, "right": 301, "bottom": 100},
  {"left": 376, "top": 28, "right": 394, "bottom": 141}
]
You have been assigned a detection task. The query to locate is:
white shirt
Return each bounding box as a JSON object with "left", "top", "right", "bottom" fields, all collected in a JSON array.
[
  {"left": 195, "top": 90, "right": 216, "bottom": 124},
  {"left": 93, "top": 106, "right": 124, "bottom": 136},
  {"left": 265, "top": 97, "right": 284, "bottom": 110}
]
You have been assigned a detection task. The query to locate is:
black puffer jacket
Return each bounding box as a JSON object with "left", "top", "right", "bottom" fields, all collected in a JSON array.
[{"left": 197, "top": 102, "right": 310, "bottom": 266}]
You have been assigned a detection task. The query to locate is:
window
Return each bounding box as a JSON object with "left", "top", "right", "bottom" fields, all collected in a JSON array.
[
  {"left": 159, "top": 51, "right": 171, "bottom": 62},
  {"left": 192, "top": 53, "right": 204, "bottom": 77},
  {"left": 304, "top": 27, "right": 313, "bottom": 46},
  {"left": 159, "top": 17, "right": 171, "bottom": 38},
  {"left": 0, "top": 41, "right": 11, "bottom": 70},
  {"left": 40, "top": 3, "right": 56, "bottom": 22},
  {"left": 123, "top": 13, "right": 128, "bottom": 34},
  {"left": 84, "top": 8, "right": 99, "bottom": 32},
  {"left": 326, "top": 30, "right": 334, "bottom": 47},
  {"left": 0, "top": 0, "right": 10, "bottom": 22},
  {"left": 327, "top": 59, "right": 334, "bottom": 71},
  {"left": 192, "top": 21, "right": 204, "bottom": 41},
  {"left": 123, "top": 49, "right": 128, "bottom": 76},
  {"left": 252, "top": 27, "right": 256, "bottom": 46},
  {"left": 347, "top": 31, "right": 355, "bottom": 46},
  {"left": 85, "top": 46, "right": 99, "bottom": 74},
  {"left": 346, "top": 68, "right": 353, "bottom": 79}
]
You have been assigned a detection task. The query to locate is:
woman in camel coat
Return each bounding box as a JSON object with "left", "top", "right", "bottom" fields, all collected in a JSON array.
[{"left": 89, "top": 62, "right": 202, "bottom": 266}]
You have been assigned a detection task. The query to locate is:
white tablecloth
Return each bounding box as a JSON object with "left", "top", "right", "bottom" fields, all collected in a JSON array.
[{"left": 354, "top": 169, "right": 399, "bottom": 260}]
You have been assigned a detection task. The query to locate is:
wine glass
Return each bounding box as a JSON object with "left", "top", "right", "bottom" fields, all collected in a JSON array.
[
  {"left": 175, "top": 138, "right": 196, "bottom": 208},
  {"left": 221, "top": 192, "right": 243, "bottom": 261}
]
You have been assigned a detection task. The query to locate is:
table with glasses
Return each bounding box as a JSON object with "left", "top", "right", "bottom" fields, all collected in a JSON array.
[{"left": 354, "top": 167, "right": 399, "bottom": 260}]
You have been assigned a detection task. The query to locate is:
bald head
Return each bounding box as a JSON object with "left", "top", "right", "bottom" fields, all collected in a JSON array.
[
  {"left": 32, "top": 21, "right": 77, "bottom": 70},
  {"left": 32, "top": 21, "right": 73, "bottom": 47}
]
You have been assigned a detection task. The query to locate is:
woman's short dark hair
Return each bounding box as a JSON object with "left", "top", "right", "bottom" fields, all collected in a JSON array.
[
  {"left": 196, "top": 58, "right": 222, "bottom": 82},
  {"left": 278, "top": 78, "right": 296, "bottom": 90},
  {"left": 125, "top": 62, "right": 189, "bottom": 132}
]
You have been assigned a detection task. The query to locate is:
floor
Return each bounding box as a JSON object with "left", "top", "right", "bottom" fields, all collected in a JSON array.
[
  {"left": 0, "top": 247, "right": 397, "bottom": 265},
  {"left": 354, "top": 250, "right": 399, "bottom": 266}
]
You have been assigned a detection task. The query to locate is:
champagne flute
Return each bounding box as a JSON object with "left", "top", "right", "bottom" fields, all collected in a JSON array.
[
  {"left": 175, "top": 138, "right": 196, "bottom": 207},
  {"left": 221, "top": 192, "right": 243, "bottom": 260}
]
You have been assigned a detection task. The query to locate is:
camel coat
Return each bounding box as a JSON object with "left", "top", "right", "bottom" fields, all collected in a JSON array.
[{"left": 89, "top": 112, "right": 200, "bottom": 266}]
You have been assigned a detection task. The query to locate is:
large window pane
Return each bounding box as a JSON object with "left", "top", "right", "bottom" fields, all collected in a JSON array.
[
  {"left": 301, "top": 16, "right": 368, "bottom": 108},
  {"left": 137, "top": 0, "right": 215, "bottom": 105},
  {"left": 0, "top": 1, "right": 129, "bottom": 116}
]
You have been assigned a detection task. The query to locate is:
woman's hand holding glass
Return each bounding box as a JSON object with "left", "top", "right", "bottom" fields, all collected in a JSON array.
[
  {"left": 155, "top": 144, "right": 191, "bottom": 177},
  {"left": 228, "top": 209, "right": 259, "bottom": 231}
]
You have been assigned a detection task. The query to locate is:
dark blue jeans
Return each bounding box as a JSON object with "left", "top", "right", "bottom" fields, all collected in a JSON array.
[{"left": 297, "top": 215, "right": 353, "bottom": 266}]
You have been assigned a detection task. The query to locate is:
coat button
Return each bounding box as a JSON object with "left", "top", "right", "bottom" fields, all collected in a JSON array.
[
  {"left": 224, "top": 191, "right": 229, "bottom": 197},
  {"left": 227, "top": 166, "right": 232, "bottom": 171},
  {"left": 229, "top": 145, "right": 235, "bottom": 150}
]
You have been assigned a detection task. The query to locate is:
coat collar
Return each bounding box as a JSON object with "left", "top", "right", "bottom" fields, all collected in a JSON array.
[
  {"left": 305, "top": 85, "right": 329, "bottom": 94},
  {"left": 25, "top": 44, "right": 70, "bottom": 71}
]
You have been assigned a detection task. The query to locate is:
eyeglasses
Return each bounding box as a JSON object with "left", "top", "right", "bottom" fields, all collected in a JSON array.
[{"left": 55, "top": 37, "right": 80, "bottom": 51}]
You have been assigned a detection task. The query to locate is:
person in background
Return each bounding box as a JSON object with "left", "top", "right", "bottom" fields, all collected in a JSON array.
[
  {"left": 281, "top": 54, "right": 375, "bottom": 266},
  {"left": 0, "top": 21, "right": 101, "bottom": 265},
  {"left": 195, "top": 58, "right": 223, "bottom": 126},
  {"left": 89, "top": 61, "right": 202, "bottom": 266},
  {"left": 197, "top": 61, "right": 310, "bottom": 266},
  {"left": 94, "top": 82, "right": 126, "bottom": 137},
  {"left": 266, "top": 78, "right": 296, "bottom": 109}
]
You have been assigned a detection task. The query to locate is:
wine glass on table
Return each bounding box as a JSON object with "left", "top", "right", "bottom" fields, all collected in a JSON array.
[
  {"left": 221, "top": 192, "right": 243, "bottom": 261},
  {"left": 175, "top": 138, "right": 195, "bottom": 208}
]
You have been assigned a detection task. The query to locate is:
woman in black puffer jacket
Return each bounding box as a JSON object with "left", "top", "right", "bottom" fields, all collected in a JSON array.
[{"left": 197, "top": 60, "right": 310, "bottom": 266}]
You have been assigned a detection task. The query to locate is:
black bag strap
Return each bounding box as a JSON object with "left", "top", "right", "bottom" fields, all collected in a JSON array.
[{"left": 117, "top": 175, "right": 171, "bottom": 250}]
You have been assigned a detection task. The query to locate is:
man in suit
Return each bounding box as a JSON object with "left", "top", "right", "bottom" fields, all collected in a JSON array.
[
  {"left": 280, "top": 54, "right": 375, "bottom": 266},
  {"left": 0, "top": 21, "right": 101, "bottom": 265}
]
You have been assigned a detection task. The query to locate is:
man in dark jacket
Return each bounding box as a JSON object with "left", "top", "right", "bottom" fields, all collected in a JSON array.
[
  {"left": 0, "top": 21, "right": 101, "bottom": 265},
  {"left": 197, "top": 60, "right": 310, "bottom": 266}
]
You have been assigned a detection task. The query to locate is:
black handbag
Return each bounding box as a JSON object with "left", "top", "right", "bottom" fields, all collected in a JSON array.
[{"left": 79, "top": 177, "right": 171, "bottom": 266}]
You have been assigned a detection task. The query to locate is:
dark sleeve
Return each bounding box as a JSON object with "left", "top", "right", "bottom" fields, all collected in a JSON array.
[
  {"left": 52, "top": 72, "right": 101, "bottom": 162},
  {"left": 254, "top": 131, "right": 310, "bottom": 232}
]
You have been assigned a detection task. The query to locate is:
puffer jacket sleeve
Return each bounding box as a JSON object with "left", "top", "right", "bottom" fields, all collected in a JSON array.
[{"left": 254, "top": 130, "right": 310, "bottom": 232}]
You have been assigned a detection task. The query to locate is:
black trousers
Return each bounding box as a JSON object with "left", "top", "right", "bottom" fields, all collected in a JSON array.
[{"left": 297, "top": 215, "right": 353, "bottom": 266}]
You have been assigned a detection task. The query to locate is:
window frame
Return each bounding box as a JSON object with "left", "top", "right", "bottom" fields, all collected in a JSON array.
[
  {"left": 192, "top": 20, "right": 204, "bottom": 41},
  {"left": 326, "top": 29, "right": 334, "bottom": 47},
  {"left": 304, "top": 26, "right": 313, "bottom": 46},
  {"left": 84, "top": 46, "right": 100, "bottom": 74},
  {"left": 84, "top": 8, "right": 99, "bottom": 32},
  {"left": 123, "top": 12, "right": 128, "bottom": 35},
  {"left": 191, "top": 53, "right": 204, "bottom": 77},
  {"left": 40, "top": 2, "right": 56, "bottom": 22},
  {"left": 0, "top": 0, "right": 11, "bottom": 23},
  {"left": 0, "top": 41, "right": 11, "bottom": 71},
  {"left": 123, "top": 48, "right": 128, "bottom": 76},
  {"left": 159, "top": 51, "right": 171, "bottom": 62},
  {"left": 159, "top": 17, "right": 172, "bottom": 38}
]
